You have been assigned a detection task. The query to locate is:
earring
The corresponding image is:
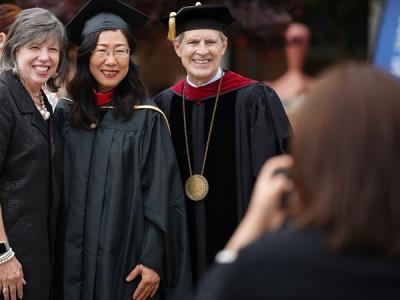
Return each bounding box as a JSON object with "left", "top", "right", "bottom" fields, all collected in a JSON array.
[
  {"left": 52, "top": 72, "right": 58, "bottom": 79},
  {"left": 12, "top": 65, "right": 19, "bottom": 76}
]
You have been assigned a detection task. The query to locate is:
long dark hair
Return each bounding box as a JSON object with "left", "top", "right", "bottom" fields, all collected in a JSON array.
[
  {"left": 292, "top": 62, "right": 400, "bottom": 256},
  {"left": 68, "top": 29, "right": 146, "bottom": 128}
]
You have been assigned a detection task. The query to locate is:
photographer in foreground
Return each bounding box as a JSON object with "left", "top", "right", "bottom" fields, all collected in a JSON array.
[{"left": 196, "top": 62, "right": 400, "bottom": 300}]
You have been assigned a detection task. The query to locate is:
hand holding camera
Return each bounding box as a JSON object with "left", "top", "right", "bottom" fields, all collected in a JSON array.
[{"left": 224, "top": 155, "right": 295, "bottom": 253}]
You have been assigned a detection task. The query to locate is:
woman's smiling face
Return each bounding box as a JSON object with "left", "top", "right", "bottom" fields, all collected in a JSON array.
[
  {"left": 89, "top": 29, "right": 130, "bottom": 93},
  {"left": 15, "top": 39, "right": 60, "bottom": 92}
]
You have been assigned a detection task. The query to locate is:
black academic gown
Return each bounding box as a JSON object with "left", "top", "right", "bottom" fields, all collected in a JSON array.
[
  {"left": 55, "top": 99, "right": 192, "bottom": 300},
  {"left": 154, "top": 71, "right": 292, "bottom": 284}
]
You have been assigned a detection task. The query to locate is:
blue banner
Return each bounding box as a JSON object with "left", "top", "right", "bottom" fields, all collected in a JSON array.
[{"left": 374, "top": 0, "right": 400, "bottom": 78}]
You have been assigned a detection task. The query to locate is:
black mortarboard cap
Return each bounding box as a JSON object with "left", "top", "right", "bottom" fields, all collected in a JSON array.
[
  {"left": 66, "top": 0, "right": 148, "bottom": 45},
  {"left": 162, "top": 2, "right": 235, "bottom": 41}
]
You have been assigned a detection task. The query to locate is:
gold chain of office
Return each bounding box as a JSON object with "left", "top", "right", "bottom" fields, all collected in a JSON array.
[{"left": 182, "top": 76, "right": 223, "bottom": 201}]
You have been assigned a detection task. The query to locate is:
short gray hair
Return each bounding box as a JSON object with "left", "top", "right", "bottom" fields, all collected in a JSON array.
[
  {"left": 0, "top": 8, "right": 69, "bottom": 92},
  {"left": 175, "top": 30, "right": 227, "bottom": 44}
]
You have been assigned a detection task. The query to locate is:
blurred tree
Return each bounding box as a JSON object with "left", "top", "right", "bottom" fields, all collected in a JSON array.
[
  {"left": 11, "top": 0, "right": 292, "bottom": 53},
  {"left": 226, "top": 0, "right": 292, "bottom": 52}
]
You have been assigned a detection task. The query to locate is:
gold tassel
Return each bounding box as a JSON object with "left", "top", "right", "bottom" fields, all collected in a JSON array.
[{"left": 167, "top": 12, "right": 177, "bottom": 41}]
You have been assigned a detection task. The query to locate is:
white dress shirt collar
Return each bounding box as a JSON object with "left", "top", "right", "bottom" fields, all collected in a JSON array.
[{"left": 187, "top": 68, "right": 223, "bottom": 87}]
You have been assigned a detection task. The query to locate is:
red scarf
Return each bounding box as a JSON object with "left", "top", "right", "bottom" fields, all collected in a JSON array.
[
  {"left": 95, "top": 90, "right": 113, "bottom": 106},
  {"left": 171, "top": 71, "right": 257, "bottom": 101}
]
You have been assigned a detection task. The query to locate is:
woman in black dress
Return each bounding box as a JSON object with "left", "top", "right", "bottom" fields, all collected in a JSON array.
[{"left": 0, "top": 7, "right": 68, "bottom": 300}]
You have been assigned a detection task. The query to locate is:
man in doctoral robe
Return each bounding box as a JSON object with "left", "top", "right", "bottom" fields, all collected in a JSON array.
[{"left": 154, "top": 2, "right": 292, "bottom": 286}]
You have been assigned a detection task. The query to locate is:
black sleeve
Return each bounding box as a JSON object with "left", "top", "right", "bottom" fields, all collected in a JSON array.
[
  {"left": 139, "top": 109, "right": 192, "bottom": 299},
  {"left": 261, "top": 84, "right": 292, "bottom": 153},
  {"left": 138, "top": 222, "right": 164, "bottom": 275},
  {"left": 246, "top": 84, "right": 292, "bottom": 176},
  {"left": 138, "top": 111, "right": 170, "bottom": 274}
]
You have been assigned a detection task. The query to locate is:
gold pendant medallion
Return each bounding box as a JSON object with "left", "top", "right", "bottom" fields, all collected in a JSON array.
[{"left": 185, "top": 174, "right": 209, "bottom": 201}]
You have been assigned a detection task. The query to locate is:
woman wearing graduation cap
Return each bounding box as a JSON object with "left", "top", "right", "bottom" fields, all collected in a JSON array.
[{"left": 55, "top": 0, "right": 192, "bottom": 299}]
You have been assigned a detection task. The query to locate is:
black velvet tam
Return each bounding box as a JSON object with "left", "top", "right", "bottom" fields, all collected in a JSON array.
[
  {"left": 162, "top": 3, "right": 235, "bottom": 36},
  {"left": 66, "top": 0, "right": 148, "bottom": 45}
]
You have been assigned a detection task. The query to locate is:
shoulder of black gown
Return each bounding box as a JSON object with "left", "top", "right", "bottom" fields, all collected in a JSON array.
[
  {"left": 54, "top": 97, "right": 73, "bottom": 138},
  {"left": 152, "top": 89, "right": 175, "bottom": 119},
  {"left": 238, "top": 83, "right": 292, "bottom": 153},
  {"left": 153, "top": 88, "right": 174, "bottom": 103},
  {"left": 134, "top": 98, "right": 171, "bottom": 134}
]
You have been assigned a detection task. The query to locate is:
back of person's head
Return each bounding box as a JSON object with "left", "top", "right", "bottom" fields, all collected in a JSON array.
[
  {"left": 0, "top": 4, "right": 21, "bottom": 34},
  {"left": 0, "top": 4, "right": 21, "bottom": 52},
  {"left": 292, "top": 62, "right": 400, "bottom": 256}
]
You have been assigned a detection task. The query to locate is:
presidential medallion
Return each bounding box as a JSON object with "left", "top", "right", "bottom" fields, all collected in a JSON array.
[
  {"left": 185, "top": 174, "right": 209, "bottom": 201},
  {"left": 182, "top": 77, "right": 222, "bottom": 202}
]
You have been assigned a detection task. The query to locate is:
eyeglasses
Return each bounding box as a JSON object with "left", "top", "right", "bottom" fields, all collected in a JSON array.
[{"left": 92, "top": 47, "right": 131, "bottom": 59}]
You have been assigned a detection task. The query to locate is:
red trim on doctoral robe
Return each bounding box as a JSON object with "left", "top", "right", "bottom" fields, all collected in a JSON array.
[
  {"left": 95, "top": 90, "right": 113, "bottom": 106},
  {"left": 171, "top": 71, "right": 257, "bottom": 100}
]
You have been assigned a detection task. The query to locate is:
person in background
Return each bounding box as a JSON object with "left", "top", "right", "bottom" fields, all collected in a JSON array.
[
  {"left": 195, "top": 62, "right": 400, "bottom": 299},
  {"left": 55, "top": 0, "right": 192, "bottom": 299},
  {"left": 0, "top": 7, "right": 67, "bottom": 300},
  {"left": 0, "top": 4, "right": 21, "bottom": 51},
  {"left": 154, "top": 2, "right": 292, "bottom": 286},
  {"left": 268, "top": 22, "right": 313, "bottom": 127}
]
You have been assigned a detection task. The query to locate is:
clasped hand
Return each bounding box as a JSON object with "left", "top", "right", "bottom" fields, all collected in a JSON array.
[{"left": 126, "top": 264, "right": 160, "bottom": 300}]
